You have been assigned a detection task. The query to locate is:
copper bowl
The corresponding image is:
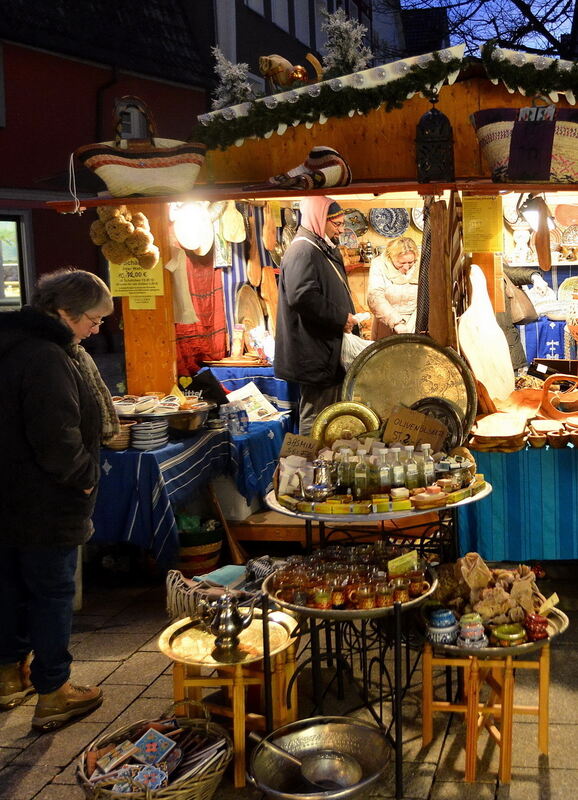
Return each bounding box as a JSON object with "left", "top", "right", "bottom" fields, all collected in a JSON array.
[{"left": 528, "top": 433, "right": 548, "bottom": 448}]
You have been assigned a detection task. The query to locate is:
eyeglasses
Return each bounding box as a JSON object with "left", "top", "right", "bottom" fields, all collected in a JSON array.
[
  {"left": 83, "top": 312, "right": 104, "bottom": 328},
  {"left": 329, "top": 218, "right": 346, "bottom": 230}
]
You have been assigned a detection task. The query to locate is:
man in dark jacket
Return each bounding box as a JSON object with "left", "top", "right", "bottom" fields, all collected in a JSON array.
[{"left": 275, "top": 197, "right": 357, "bottom": 435}]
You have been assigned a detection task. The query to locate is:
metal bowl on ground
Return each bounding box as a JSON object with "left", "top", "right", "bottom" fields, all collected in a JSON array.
[{"left": 248, "top": 716, "right": 391, "bottom": 800}]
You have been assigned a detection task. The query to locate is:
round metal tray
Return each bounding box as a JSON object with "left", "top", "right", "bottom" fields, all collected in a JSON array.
[
  {"left": 158, "top": 609, "right": 297, "bottom": 666},
  {"left": 262, "top": 570, "right": 438, "bottom": 621},
  {"left": 429, "top": 606, "right": 569, "bottom": 659},
  {"left": 342, "top": 334, "right": 477, "bottom": 439}
]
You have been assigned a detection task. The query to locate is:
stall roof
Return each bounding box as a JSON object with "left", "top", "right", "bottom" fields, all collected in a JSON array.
[{"left": 47, "top": 179, "right": 578, "bottom": 214}]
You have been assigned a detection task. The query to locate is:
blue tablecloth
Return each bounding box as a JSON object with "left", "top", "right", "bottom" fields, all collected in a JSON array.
[
  {"left": 458, "top": 445, "right": 578, "bottom": 561},
  {"left": 202, "top": 366, "right": 300, "bottom": 414},
  {"left": 92, "top": 429, "right": 231, "bottom": 565},
  {"left": 520, "top": 317, "right": 566, "bottom": 361},
  {"left": 230, "top": 415, "right": 293, "bottom": 503}
]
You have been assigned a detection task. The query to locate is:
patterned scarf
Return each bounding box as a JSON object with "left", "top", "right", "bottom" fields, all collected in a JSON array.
[{"left": 70, "top": 344, "right": 120, "bottom": 444}]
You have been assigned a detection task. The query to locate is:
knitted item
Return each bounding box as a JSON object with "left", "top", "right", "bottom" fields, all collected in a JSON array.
[{"left": 70, "top": 344, "right": 120, "bottom": 444}]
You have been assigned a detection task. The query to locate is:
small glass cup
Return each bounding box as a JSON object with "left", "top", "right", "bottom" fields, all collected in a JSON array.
[
  {"left": 407, "top": 569, "right": 431, "bottom": 598},
  {"left": 388, "top": 577, "right": 410, "bottom": 604},
  {"left": 350, "top": 583, "right": 376, "bottom": 610},
  {"left": 374, "top": 581, "right": 394, "bottom": 608},
  {"left": 307, "top": 583, "right": 332, "bottom": 610}
]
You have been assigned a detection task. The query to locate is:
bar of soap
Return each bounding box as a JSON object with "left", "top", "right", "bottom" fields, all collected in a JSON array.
[
  {"left": 277, "top": 495, "right": 299, "bottom": 512},
  {"left": 425, "top": 485, "right": 443, "bottom": 495},
  {"left": 313, "top": 502, "right": 334, "bottom": 514},
  {"left": 350, "top": 502, "right": 372, "bottom": 514},
  {"left": 391, "top": 487, "right": 410, "bottom": 499},
  {"left": 332, "top": 504, "right": 352, "bottom": 514},
  {"left": 445, "top": 487, "right": 472, "bottom": 504},
  {"left": 391, "top": 499, "right": 412, "bottom": 511},
  {"left": 372, "top": 500, "right": 390, "bottom": 513},
  {"left": 297, "top": 501, "right": 315, "bottom": 513}
]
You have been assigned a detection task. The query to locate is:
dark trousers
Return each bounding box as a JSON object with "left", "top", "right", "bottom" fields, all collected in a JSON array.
[
  {"left": 0, "top": 545, "right": 78, "bottom": 694},
  {"left": 298, "top": 383, "right": 342, "bottom": 436}
]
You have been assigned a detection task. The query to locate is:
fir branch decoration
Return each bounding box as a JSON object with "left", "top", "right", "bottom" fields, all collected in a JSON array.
[
  {"left": 321, "top": 8, "right": 373, "bottom": 78},
  {"left": 481, "top": 42, "right": 578, "bottom": 100},
  {"left": 211, "top": 47, "right": 255, "bottom": 110},
  {"left": 193, "top": 52, "right": 463, "bottom": 152}
]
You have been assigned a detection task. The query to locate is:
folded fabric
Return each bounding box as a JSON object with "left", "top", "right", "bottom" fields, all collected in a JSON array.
[{"left": 246, "top": 146, "right": 352, "bottom": 191}]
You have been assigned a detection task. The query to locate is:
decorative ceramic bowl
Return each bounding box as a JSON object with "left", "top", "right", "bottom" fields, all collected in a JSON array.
[
  {"left": 528, "top": 433, "right": 548, "bottom": 448},
  {"left": 547, "top": 431, "right": 570, "bottom": 448},
  {"left": 429, "top": 608, "right": 457, "bottom": 628},
  {"left": 426, "top": 622, "right": 459, "bottom": 645},
  {"left": 492, "top": 623, "right": 527, "bottom": 647},
  {"left": 455, "top": 634, "right": 489, "bottom": 649}
]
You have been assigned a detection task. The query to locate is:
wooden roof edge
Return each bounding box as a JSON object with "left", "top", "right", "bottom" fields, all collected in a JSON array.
[{"left": 46, "top": 178, "right": 578, "bottom": 214}]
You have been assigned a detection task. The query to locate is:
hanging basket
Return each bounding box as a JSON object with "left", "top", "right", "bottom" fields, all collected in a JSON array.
[
  {"left": 75, "top": 95, "right": 206, "bottom": 197},
  {"left": 471, "top": 105, "right": 578, "bottom": 183}
]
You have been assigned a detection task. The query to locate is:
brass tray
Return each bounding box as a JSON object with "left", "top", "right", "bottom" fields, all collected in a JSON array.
[
  {"left": 310, "top": 401, "right": 381, "bottom": 447},
  {"left": 429, "top": 606, "right": 569, "bottom": 659},
  {"left": 158, "top": 609, "right": 297, "bottom": 667},
  {"left": 342, "top": 334, "right": 477, "bottom": 437},
  {"left": 263, "top": 570, "right": 438, "bottom": 621}
]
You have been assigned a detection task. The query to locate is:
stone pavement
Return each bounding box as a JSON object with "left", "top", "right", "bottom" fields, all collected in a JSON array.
[{"left": 1, "top": 564, "right": 577, "bottom": 800}]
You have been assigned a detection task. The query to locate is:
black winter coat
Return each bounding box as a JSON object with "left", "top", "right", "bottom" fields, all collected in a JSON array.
[
  {"left": 274, "top": 227, "right": 356, "bottom": 386},
  {"left": 0, "top": 307, "right": 101, "bottom": 547}
]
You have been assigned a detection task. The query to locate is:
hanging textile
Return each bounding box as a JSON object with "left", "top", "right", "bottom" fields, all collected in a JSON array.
[
  {"left": 221, "top": 242, "right": 248, "bottom": 348},
  {"left": 415, "top": 196, "right": 433, "bottom": 334},
  {"left": 175, "top": 253, "right": 227, "bottom": 375},
  {"left": 449, "top": 190, "right": 471, "bottom": 323}
]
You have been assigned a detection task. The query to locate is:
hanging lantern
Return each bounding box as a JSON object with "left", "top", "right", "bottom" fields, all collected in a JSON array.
[{"left": 415, "top": 99, "right": 455, "bottom": 182}]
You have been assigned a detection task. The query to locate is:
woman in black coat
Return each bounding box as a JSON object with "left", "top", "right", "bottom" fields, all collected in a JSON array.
[
  {"left": 275, "top": 197, "right": 357, "bottom": 435},
  {"left": 0, "top": 268, "right": 119, "bottom": 730}
]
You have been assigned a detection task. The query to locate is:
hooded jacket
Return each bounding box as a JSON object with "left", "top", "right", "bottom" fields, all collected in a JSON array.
[
  {"left": 274, "top": 226, "right": 356, "bottom": 386},
  {"left": 0, "top": 307, "right": 101, "bottom": 547}
]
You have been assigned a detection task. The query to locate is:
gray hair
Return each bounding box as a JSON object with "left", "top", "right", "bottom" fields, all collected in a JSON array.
[{"left": 32, "top": 268, "right": 113, "bottom": 320}]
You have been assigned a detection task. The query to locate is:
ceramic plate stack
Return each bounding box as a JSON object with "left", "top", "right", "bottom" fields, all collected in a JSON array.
[{"left": 131, "top": 419, "right": 169, "bottom": 450}]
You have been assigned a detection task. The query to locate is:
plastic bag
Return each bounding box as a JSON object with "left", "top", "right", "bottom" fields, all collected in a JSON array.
[{"left": 340, "top": 332, "right": 374, "bottom": 370}]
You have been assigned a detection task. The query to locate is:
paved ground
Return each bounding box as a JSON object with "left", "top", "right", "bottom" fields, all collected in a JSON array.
[{"left": 1, "top": 559, "right": 577, "bottom": 800}]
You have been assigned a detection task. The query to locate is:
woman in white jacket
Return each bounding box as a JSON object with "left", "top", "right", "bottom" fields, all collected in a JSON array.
[{"left": 367, "top": 237, "right": 420, "bottom": 339}]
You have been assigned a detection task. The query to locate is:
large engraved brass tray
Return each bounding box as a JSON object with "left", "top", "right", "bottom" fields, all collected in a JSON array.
[{"left": 342, "top": 334, "right": 477, "bottom": 437}]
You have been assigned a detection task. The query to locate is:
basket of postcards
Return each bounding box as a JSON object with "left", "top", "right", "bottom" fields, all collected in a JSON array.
[{"left": 77, "top": 702, "right": 232, "bottom": 800}]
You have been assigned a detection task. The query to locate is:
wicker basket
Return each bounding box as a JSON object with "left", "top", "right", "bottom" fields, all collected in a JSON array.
[
  {"left": 471, "top": 105, "right": 578, "bottom": 183},
  {"left": 77, "top": 706, "right": 232, "bottom": 800},
  {"left": 177, "top": 528, "right": 223, "bottom": 577},
  {"left": 75, "top": 95, "right": 206, "bottom": 197}
]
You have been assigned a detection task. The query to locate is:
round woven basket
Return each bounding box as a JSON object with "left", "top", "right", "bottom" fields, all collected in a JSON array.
[{"left": 77, "top": 707, "right": 232, "bottom": 800}]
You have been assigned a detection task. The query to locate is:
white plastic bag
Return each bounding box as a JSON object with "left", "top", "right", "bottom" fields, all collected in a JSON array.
[{"left": 340, "top": 332, "right": 374, "bottom": 370}]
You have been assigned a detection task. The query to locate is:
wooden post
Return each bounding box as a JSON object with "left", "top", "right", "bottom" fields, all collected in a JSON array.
[{"left": 121, "top": 202, "right": 177, "bottom": 395}]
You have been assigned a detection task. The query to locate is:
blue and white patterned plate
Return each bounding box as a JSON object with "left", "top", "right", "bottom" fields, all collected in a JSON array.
[{"left": 369, "top": 207, "right": 410, "bottom": 238}]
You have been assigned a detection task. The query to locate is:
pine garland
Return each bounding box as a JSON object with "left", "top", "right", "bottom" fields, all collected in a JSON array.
[
  {"left": 481, "top": 42, "right": 578, "bottom": 98},
  {"left": 193, "top": 52, "right": 463, "bottom": 152}
]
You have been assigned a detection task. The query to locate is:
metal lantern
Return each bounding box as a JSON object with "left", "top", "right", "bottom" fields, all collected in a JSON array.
[{"left": 415, "top": 101, "right": 455, "bottom": 182}]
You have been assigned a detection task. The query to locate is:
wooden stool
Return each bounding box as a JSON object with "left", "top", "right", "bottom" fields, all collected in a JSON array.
[
  {"left": 422, "top": 641, "right": 550, "bottom": 782},
  {"left": 161, "top": 612, "right": 299, "bottom": 788}
]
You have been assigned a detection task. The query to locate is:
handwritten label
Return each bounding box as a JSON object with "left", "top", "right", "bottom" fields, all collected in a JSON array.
[
  {"left": 128, "top": 295, "right": 156, "bottom": 309},
  {"left": 383, "top": 406, "right": 447, "bottom": 452},
  {"left": 539, "top": 592, "right": 559, "bottom": 616},
  {"left": 388, "top": 550, "right": 419, "bottom": 575},
  {"left": 279, "top": 433, "right": 320, "bottom": 460}
]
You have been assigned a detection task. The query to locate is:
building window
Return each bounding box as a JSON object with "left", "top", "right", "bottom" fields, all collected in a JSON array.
[
  {"left": 245, "top": 0, "right": 265, "bottom": 14},
  {"left": 0, "top": 214, "right": 32, "bottom": 310},
  {"left": 294, "top": 0, "right": 311, "bottom": 45},
  {"left": 271, "top": 0, "right": 290, "bottom": 30}
]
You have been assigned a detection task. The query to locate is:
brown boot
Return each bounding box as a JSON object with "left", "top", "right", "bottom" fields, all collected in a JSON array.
[
  {"left": 0, "top": 656, "right": 35, "bottom": 710},
  {"left": 31, "top": 681, "right": 103, "bottom": 731}
]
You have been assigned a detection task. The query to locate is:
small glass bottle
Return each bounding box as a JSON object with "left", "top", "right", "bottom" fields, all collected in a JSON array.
[
  {"left": 390, "top": 447, "right": 405, "bottom": 489},
  {"left": 354, "top": 449, "right": 369, "bottom": 501},
  {"left": 422, "top": 443, "right": 435, "bottom": 486},
  {"left": 404, "top": 445, "right": 419, "bottom": 490},
  {"left": 378, "top": 451, "right": 392, "bottom": 493},
  {"left": 336, "top": 448, "right": 351, "bottom": 494},
  {"left": 367, "top": 453, "right": 380, "bottom": 497}
]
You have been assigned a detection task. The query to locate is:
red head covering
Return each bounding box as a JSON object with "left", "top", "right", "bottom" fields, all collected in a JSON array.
[{"left": 300, "top": 197, "right": 343, "bottom": 238}]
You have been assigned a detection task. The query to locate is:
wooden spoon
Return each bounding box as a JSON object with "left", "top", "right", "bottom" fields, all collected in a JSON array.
[
  {"left": 262, "top": 203, "right": 277, "bottom": 252},
  {"left": 222, "top": 200, "right": 246, "bottom": 243},
  {"left": 246, "top": 212, "right": 262, "bottom": 287}
]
